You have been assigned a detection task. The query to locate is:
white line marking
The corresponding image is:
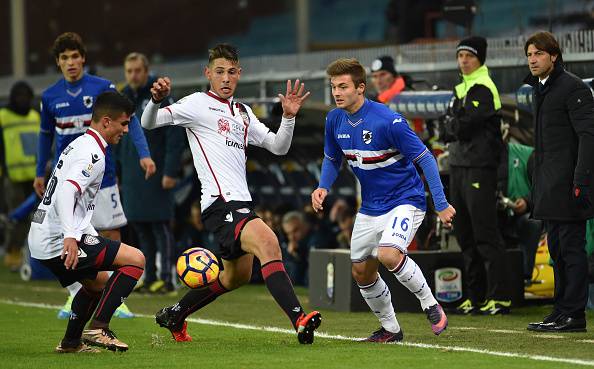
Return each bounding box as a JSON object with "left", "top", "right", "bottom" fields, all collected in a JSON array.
[
  {"left": 489, "top": 329, "right": 523, "bottom": 334},
  {"left": 449, "top": 326, "right": 478, "bottom": 330},
  {"left": 2, "top": 299, "right": 593, "bottom": 366},
  {"left": 532, "top": 334, "right": 566, "bottom": 339}
]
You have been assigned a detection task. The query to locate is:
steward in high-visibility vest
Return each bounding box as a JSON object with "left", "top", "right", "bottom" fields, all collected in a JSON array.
[
  {"left": 1, "top": 81, "right": 40, "bottom": 272},
  {"left": 0, "top": 81, "right": 40, "bottom": 182}
]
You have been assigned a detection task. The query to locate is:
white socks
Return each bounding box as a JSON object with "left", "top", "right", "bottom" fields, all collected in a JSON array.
[
  {"left": 391, "top": 255, "right": 437, "bottom": 311},
  {"left": 359, "top": 276, "right": 401, "bottom": 333},
  {"left": 66, "top": 282, "right": 82, "bottom": 297}
]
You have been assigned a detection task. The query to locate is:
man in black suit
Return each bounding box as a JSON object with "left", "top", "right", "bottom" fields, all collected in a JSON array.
[{"left": 524, "top": 31, "right": 594, "bottom": 333}]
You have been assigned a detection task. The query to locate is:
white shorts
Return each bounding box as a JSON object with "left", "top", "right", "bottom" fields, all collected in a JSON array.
[
  {"left": 350, "top": 204, "right": 425, "bottom": 263},
  {"left": 90, "top": 185, "right": 127, "bottom": 231}
]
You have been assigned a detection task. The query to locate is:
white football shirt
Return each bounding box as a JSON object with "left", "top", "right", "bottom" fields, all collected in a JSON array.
[
  {"left": 28, "top": 128, "right": 106, "bottom": 259},
  {"left": 151, "top": 91, "right": 271, "bottom": 210}
]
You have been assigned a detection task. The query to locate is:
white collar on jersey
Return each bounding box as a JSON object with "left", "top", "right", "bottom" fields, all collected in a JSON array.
[{"left": 86, "top": 127, "right": 108, "bottom": 153}]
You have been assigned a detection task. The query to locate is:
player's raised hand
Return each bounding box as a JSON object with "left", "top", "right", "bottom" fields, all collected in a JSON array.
[
  {"left": 151, "top": 77, "right": 171, "bottom": 103},
  {"left": 311, "top": 188, "right": 328, "bottom": 213},
  {"left": 279, "top": 79, "right": 311, "bottom": 119},
  {"left": 62, "top": 237, "right": 79, "bottom": 270},
  {"left": 437, "top": 204, "right": 456, "bottom": 228}
]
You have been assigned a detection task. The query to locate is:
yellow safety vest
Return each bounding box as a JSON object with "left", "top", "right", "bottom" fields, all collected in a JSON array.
[
  {"left": 0, "top": 108, "right": 40, "bottom": 182},
  {"left": 455, "top": 64, "right": 501, "bottom": 110}
]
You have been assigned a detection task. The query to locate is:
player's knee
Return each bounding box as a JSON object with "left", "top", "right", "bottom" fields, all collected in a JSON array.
[
  {"left": 351, "top": 265, "right": 375, "bottom": 285},
  {"left": 377, "top": 247, "right": 403, "bottom": 270},
  {"left": 256, "top": 237, "right": 281, "bottom": 261},
  {"left": 220, "top": 269, "right": 250, "bottom": 290},
  {"left": 121, "top": 243, "right": 145, "bottom": 268},
  {"left": 134, "top": 249, "right": 146, "bottom": 268}
]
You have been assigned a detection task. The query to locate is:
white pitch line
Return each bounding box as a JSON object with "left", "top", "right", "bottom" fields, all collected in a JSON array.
[
  {"left": 2, "top": 299, "right": 594, "bottom": 367},
  {"left": 532, "top": 334, "right": 567, "bottom": 339},
  {"left": 449, "top": 326, "right": 478, "bottom": 330},
  {"left": 489, "top": 329, "right": 524, "bottom": 334}
]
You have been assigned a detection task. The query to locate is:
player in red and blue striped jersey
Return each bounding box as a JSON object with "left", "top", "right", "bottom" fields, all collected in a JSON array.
[
  {"left": 34, "top": 32, "right": 155, "bottom": 319},
  {"left": 312, "top": 58, "right": 456, "bottom": 343}
]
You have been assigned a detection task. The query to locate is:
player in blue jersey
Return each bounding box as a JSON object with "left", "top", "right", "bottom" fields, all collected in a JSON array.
[
  {"left": 33, "top": 32, "right": 155, "bottom": 319},
  {"left": 311, "top": 58, "right": 456, "bottom": 343}
]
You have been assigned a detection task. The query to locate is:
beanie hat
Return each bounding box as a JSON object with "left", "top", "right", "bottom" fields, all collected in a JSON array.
[
  {"left": 456, "top": 36, "right": 487, "bottom": 65},
  {"left": 370, "top": 55, "right": 398, "bottom": 76}
]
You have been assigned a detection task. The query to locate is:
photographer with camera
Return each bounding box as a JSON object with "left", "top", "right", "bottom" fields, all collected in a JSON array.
[{"left": 497, "top": 143, "right": 542, "bottom": 286}]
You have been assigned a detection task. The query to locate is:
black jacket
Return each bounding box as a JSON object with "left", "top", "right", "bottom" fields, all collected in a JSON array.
[
  {"left": 524, "top": 64, "right": 594, "bottom": 220},
  {"left": 116, "top": 76, "right": 186, "bottom": 221},
  {"left": 445, "top": 84, "right": 503, "bottom": 168}
]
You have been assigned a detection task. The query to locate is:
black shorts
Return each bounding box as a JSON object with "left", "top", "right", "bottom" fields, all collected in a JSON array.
[
  {"left": 38, "top": 234, "right": 121, "bottom": 287},
  {"left": 202, "top": 198, "right": 259, "bottom": 260}
]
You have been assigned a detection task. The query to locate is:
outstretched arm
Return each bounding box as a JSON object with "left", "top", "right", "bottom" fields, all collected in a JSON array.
[
  {"left": 128, "top": 115, "right": 156, "bottom": 179},
  {"left": 141, "top": 77, "right": 175, "bottom": 130},
  {"left": 261, "top": 80, "right": 310, "bottom": 155},
  {"left": 415, "top": 150, "right": 456, "bottom": 226}
]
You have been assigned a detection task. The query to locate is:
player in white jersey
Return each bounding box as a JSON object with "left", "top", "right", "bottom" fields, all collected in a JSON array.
[
  {"left": 28, "top": 92, "right": 145, "bottom": 353},
  {"left": 142, "top": 44, "right": 321, "bottom": 344}
]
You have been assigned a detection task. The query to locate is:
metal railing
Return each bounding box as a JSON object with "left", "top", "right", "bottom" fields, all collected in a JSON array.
[{"left": 1, "top": 29, "right": 593, "bottom": 99}]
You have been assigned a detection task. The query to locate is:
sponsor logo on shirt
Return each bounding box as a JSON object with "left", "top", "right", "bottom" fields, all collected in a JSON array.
[
  {"left": 77, "top": 248, "right": 87, "bottom": 258},
  {"left": 32, "top": 209, "right": 46, "bottom": 224},
  {"left": 337, "top": 133, "right": 350, "bottom": 139},
  {"left": 56, "top": 102, "right": 70, "bottom": 109},
  {"left": 91, "top": 154, "right": 100, "bottom": 164},
  {"left": 236, "top": 208, "right": 250, "bottom": 214},
  {"left": 209, "top": 106, "right": 225, "bottom": 113},
  {"left": 82, "top": 164, "right": 93, "bottom": 177},
  {"left": 226, "top": 138, "right": 245, "bottom": 150},
  {"left": 218, "top": 118, "right": 231, "bottom": 135},
  {"left": 63, "top": 146, "right": 74, "bottom": 155},
  {"left": 84, "top": 235, "right": 100, "bottom": 246},
  {"left": 362, "top": 130, "right": 373, "bottom": 144},
  {"left": 83, "top": 96, "right": 94, "bottom": 109},
  {"left": 392, "top": 232, "right": 407, "bottom": 241},
  {"left": 225, "top": 212, "right": 234, "bottom": 222}
]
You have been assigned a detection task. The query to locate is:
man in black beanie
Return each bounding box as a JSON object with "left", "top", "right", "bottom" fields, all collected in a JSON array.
[
  {"left": 369, "top": 55, "right": 409, "bottom": 103},
  {"left": 444, "top": 36, "right": 510, "bottom": 315}
]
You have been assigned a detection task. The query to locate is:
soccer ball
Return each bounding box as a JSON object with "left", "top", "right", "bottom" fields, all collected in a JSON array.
[{"left": 176, "top": 247, "right": 220, "bottom": 288}]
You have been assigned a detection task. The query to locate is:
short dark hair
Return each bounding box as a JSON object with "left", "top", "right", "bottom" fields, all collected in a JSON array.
[
  {"left": 91, "top": 91, "right": 135, "bottom": 123},
  {"left": 208, "top": 43, "right": 239, "bottom": 65},
  {"left": 326, "top": 58, "right": 367, "bottom": 88},
  {"left": 524, "top": 31, "right": 562, "bottom": 58},
  {"left": 52, "top": 32, "right": 86, "bottom": 59}
]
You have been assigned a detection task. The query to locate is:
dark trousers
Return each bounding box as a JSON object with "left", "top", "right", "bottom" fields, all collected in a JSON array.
[
  {"left": 131, "top": 221, "right": 174, "bottom": 284},
  {"left": 3, "top": 179, "right": 33, "bottom": 253},
  {"left": 545, "top": 220, "right": 588, "bottom": 319},
  {"left": 514, "top": 214, "right": 543, "bottom": 280},
  {"left": 450, "top": 166, "right": 507, "bottom": 302}
]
